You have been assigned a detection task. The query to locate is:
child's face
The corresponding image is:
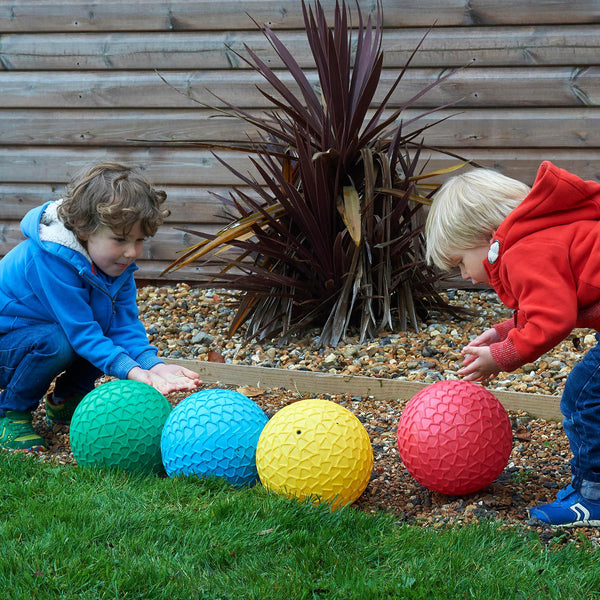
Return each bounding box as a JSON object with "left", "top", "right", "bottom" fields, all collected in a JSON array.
[
  {"left": 452, "top": 244, "right": 490, "bottom": 286},
  {"left": 79, "top": 221, "right": 146, "bottom": 277}
]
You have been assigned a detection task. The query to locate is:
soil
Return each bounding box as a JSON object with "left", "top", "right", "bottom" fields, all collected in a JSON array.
[
  {"left": 30, "top": 384, "right": 593, "bottom": 549},
  {"left": 24, "top": 284, "right": 600, "bottom": 548}
]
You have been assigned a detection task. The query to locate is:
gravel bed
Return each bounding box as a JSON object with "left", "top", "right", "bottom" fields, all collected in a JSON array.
[{"left": 32, "top": 283, "right": 600, "bottom": 547}]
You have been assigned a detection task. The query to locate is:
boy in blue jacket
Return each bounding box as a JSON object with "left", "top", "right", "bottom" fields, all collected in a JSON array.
[{"left": 0, "top": 163, "right": 201, "bottom": 451}]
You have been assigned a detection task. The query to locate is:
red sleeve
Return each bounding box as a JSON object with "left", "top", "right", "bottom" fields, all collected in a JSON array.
[
  {"left": 493, "top": 314, "right": 517, "bottom": 341},
  {"left": 489, "top": 242, "right": 577, "bottom": 371}
]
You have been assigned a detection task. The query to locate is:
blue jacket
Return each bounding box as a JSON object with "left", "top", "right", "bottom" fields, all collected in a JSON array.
[{"left": 0, "top": 201, "right": 163, "bottom": 380}]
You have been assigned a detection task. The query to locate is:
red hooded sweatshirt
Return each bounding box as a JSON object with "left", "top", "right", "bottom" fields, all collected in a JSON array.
[{"left": 484, "top": 161, "right": 600, "bottom": 372}]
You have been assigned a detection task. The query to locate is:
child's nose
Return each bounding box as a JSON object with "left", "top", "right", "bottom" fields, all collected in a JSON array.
[{"left": 123, "top": 243, "right": 139, "bottom": 258}]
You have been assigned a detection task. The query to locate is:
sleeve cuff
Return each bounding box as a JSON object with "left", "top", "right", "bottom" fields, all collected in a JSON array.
[
  {"left": 493, "top": 318, "right": 516, "bottom": 342},
  {"left": 135, "top": 349, "right": 165, "bottom": 371},
  {"left": 490, "top": 337, "right": 524, "bottom": 372},
  {"left": 109, "top": 354, "right": 140, "bottom": 381}
]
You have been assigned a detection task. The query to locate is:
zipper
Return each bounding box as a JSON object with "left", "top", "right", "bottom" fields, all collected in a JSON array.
[{"left": 80, "top": 270, "right": 129, "bottom": 320}]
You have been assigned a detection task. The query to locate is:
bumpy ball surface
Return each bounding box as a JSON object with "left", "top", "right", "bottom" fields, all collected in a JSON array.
[
  {"left": 397, "top": 380, "right": 513, "bottom": 495},
  {"left": 70, "top": 380, "right": 172, "bottom": 474},
  {"left": 161, "top": 388, "right": 268, "bottom": 486},
  {"left": 256, "top": 399, "right": 373, "bottom": 509}
]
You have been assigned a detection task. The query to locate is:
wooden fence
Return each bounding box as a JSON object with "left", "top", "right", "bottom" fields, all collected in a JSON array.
[{"left": 1, "top": 0, "right": 599, "bottom": 280}]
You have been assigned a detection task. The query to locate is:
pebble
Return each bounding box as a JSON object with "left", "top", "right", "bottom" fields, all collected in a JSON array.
[{"left": 138, "top": 283, "right": 588, "bottom": 398}]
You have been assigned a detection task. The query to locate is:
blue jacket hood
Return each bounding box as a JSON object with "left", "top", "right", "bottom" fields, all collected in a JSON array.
[{"left": 23, "top": 201, "right": 97, "bottom": 277}]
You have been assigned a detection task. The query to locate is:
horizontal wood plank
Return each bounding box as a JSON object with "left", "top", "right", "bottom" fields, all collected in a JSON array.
[
  {"left": 1, "top": 146, "right": 600, "bottom": 186},
  {"left": 2, "top": 1, "right": 599, "bottom": 32},
  {"left": 3, "top": 25, "right": 600, "bottom": 70},
  {"left": 134, "top": 260, "right": 237, "bottom": 281},
  {"left": 0, "top": 146, "right": 261, "bottom": 185},
  {"left": 2, "top": 107, "right": 599, "bottom": 148},
  {"left": 1, "top": 68, "right": 598, "bottom": 109},
  {"left": 166, "top": 359, "right": 563, "bottom": 421},
  {"left": 0, "top": 183, "right": 245, "bottom": 221}
]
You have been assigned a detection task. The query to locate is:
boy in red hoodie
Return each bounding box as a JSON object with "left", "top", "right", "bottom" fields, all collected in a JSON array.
[{"left": 425, "top": 161, "right": 600, "bottom": 526}]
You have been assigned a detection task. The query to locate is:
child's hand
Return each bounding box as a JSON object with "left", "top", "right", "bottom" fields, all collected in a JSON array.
[
  {"left": 458, "top": 344, "right": 499, "bottom": 383},
  {"left": 127, "top": 364, "right": 202, "bottom": 395},
  {"left": 150, "top": 363, "right": 202, "bottom": 393},
  {"left": 465, "top": 327, "right": 500, "bottom": 349}
]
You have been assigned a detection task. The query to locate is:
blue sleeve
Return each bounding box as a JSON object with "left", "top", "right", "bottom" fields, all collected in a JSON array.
[
  {"left": 107, "top": 275, "right": 164, "bottom": 371},
  {"left": 23, "top": 253, "right": 157, "bottom": 380}
]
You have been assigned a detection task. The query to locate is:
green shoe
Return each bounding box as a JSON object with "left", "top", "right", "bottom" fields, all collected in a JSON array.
[
  {"left": 0, "top": 411, "right": 46, "bottom": 451},
  {"left": 45, "top": 393, "right": 85, "bottom": 425}
]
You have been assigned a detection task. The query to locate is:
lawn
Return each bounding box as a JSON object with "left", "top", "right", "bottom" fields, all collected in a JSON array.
[{"left": 2, "top": 451, "right": 599, "bottom": 600}]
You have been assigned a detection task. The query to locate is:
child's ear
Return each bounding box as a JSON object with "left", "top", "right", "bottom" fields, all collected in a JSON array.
[{"left": 488, "top": 230, "right": 496, "bottom": 244}]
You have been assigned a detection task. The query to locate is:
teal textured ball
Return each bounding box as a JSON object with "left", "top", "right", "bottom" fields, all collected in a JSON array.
[
  {"left": 70, "top": 380, "right": 172, "bottom": 474},
  {"left": 161, "top": 388, "right": 268, "bottom": 486}
]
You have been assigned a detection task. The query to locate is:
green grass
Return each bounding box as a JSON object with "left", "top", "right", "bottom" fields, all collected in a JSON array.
[{"left": 2, "top": 452, "right": 600, "bottom": 600}]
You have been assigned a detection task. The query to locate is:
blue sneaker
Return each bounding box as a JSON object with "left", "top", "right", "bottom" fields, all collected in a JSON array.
[{"left": 529, "top": 485, "right": 600, "bottom": 527}]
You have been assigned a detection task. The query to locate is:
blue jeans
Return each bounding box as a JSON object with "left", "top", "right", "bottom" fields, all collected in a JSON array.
[
  {"left": 561, "top": 332, "right": 600, "bottom": 500},
  {"left": 0, "top": 324, "right": 101, "bottom": 416}
]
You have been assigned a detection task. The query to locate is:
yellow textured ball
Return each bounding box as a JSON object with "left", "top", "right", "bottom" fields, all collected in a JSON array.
[{"left": 256, "top": 399, "right": 373, "bottom": 509}]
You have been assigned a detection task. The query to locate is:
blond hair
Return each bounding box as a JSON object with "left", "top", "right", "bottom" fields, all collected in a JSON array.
[
  {"left": 58, "top": 163, "right": 169, "bottom": 238},
  {"left": 425, "top": 168, "right": 530, "bottom": 270}
]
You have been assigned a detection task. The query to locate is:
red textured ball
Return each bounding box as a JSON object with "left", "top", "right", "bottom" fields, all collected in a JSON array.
[{"left": 397, "top": 380, "right": 513, "bottom": 496}]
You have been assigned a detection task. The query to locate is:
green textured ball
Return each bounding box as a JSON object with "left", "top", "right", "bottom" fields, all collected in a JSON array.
[{"left": 70, "top": 380, "right": 172, "bottom": 474}]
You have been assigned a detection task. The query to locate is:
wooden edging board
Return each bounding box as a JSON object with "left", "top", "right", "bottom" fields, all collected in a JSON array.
[{"left": 167, "top": 358, "right": 563, "bottom": 422}]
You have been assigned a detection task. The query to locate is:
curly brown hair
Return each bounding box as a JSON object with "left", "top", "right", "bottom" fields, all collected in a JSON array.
[{"left": 57, "top": 163, "right": 169, "bottom": 238}]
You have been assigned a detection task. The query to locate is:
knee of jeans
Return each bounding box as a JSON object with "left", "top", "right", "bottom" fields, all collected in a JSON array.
[{"left": 36, "top": 328, "right": 75, "bottom": 363}]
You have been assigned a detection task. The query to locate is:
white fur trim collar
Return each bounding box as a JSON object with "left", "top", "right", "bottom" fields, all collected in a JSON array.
[{"left": 38, "top": 200, "right": 92, "bottom": 262}]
